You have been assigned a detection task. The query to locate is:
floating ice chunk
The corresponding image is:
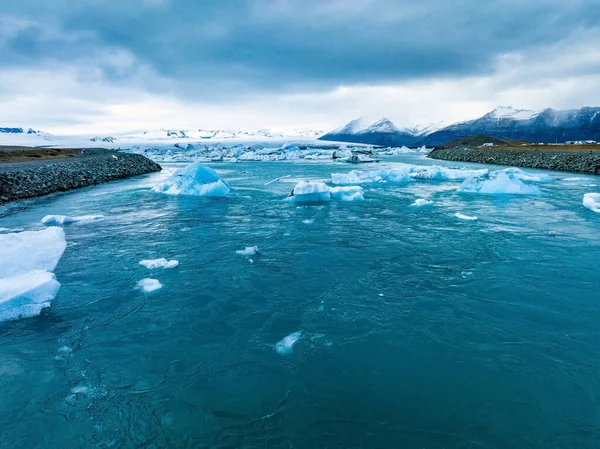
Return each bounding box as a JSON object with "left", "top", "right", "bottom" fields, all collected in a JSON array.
[
  {"left": 411, "top": 198, "right": 433, "bottom": 207},
  {"left": 331, "top": 165, "right": 488, "bottom": 185},
  {"left": 236, "top": 246, "right": 259, "bottom": 256},
  {"left": 329, "top": 186, "right": 364, "bottom": 201},
  {"left": 139, "top": 258, "right": 179, "bottom": 269},
  {"left": 288, "top": 181, "right": 331, "bottom": 202},
  {"left": 41, "top": 215, "right": 104, "bottom": 226},
  {"left": 583, "top": 193, "right": 600, "bottom": 213},
  {"left": 152, "top": 161, "right": 230, "bottom": 197},
  {"left": 137, "top": 278, "right": 163, "bottom": 292},
  {"left": 302, "top": 219, "right": 314, "bottom": 224},
  {"left": 275, "top": 331, "right": 302, "bottom": 355},
  {"left": 0, "top": 270, "right": 60, "bottom": 322},
  {"left": 459, "top": 172, "right": 541, "bottom": 195},
  {"left": 0, "top": 227, "right": 66, "bottom": 278},
  {"left": 493, "top": 167, "right": 553, "bottom": 183},
  {"left": 455, "top": 212, "right": 478, "bottom": 220},
  {"left": 410, "top": 166, "right": 489, "bottom": 181}
]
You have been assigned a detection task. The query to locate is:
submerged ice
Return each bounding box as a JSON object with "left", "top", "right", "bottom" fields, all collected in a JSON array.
[
  {"left": 275, "top": 331, "right": 302, "bottom": 355},
  {"left": 0, "top": 227, "right": 67, "bottom": 322},
  {"left": 41, "top": 215, "right": 104, "bottom": 226},
  {"left": 152, "top": 161, "right": 230, "bottom": 197}
]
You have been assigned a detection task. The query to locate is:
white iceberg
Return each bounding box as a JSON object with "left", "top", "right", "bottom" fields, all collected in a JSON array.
[
  {"left": 410, "top": 166, "right": 489, "bottom": 181},
  {"left": 459, "top": 172, "right": 542, "bottom": 195},
  {"left": 331, "top": 168, "right": 412, "bottom": 185},
  {"left": 329, "top": 186, "right": 364, "bottom": 202},
  {"left": 41, "top": 215, "right": 104, "bottom": 226},
  {"left": 137, "top": 278, "right": 163, "bottom": 292},
  {"left": 236, "top": 246, "right": 259, "bottom": 256},
  {"left": 455, "top": 212, "right": 478, "bottom": 220},
  {"left": 0, "top": 227, "right": 67, "bottom": 322},
  {"left": 139, "top": 258, "right": 179, "bottom": 269},
  {"left": 152, "top": 161, "right": 230, "bottom": 197},
  {"left": 288, "top": 181, "right": 331, "bottom": 202},
  {"left": 583, "top": 193, "right": 600, "bottom": 213},
  {"left": 492, "top": 167, "right": 553, "bottom": 183},
  {"left": 275, "top": 331, "right": 302, "bottom": 355},
  {"left": 411, "top": 198, "right": 434, "bottom": 207}
]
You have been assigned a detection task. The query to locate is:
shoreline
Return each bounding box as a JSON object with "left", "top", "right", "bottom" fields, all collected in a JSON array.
[
  {"left": 427, "top": 147, "right": 600, "bottom": 175},
  {"left": 0, "top": 148, "right": 161, "bottom": 203}
]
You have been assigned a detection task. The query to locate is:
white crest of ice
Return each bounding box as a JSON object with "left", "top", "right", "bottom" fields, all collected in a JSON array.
[
  {"left": 288, "top": 181, "right": 332, "bottom": 202},
  {"left": 411, "top": 198, "right": 433, "bottom": 207},
  {"left": 236, "top": 246, "right": 259, "bottom": 256},
  {"left": 137, "top": 278, "right": 163, "bottom": 292},
  {"left": 329, "top": 186, "right": 364, "bottom": 201},
  {"left": 0, "top": 227, "right": 67, "bottom": 322},
  {"left": 331, "top": 165, "right": 489, "bottom": 185},
  {"left": 459, "top": 172, "right": 542, "bottom": 195},
  {"left": 583, "top": 193, "right": 600, "bottom": 213},
  {"left": 455, "top": 212, "right": 478, "bottom": 220},
  {"left": 41, "top": 214, "right": 104, "bottom": 225},
  {"left": 152, "top": 161, "right": 230, "bottom": 197},
  {"left": 139, "top": 258, "right": 179, "bottom": 269},
  {"left": 0, "top": 227, "right": 67, "bottom": 278},
  {"left": 275, "top": 331, "right": 302, "bottom": 355},
  {"left": 492, "top": 167, "right": 553, "bottom": 183}
]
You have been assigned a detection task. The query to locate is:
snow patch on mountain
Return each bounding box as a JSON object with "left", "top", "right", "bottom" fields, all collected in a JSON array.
[{"left": 488, "top": 106, "right": 541, "bottom": 121}]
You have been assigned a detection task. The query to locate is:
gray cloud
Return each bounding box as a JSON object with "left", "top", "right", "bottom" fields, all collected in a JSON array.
[{"left": 2, "top": 0, "right": 600, "bottom": 100}]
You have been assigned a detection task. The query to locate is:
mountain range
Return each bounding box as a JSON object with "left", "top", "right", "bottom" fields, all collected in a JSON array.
[{"left": 319, "top": 106, "right": 600, "bottom": 147}]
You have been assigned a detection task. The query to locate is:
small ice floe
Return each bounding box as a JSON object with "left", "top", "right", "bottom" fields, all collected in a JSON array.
[
  {"left": 236, "top": 246, "right": 259, "bottom": 256},
  {"left": 152, "top": 161, "right": 230, "bottom": 197},
  {"left": 139, "top": 258, "right": 179, "bottom": 269},
  {"left": 455, "top": 212, "right": 478, "bottom": 221},
  {"left": 583, "top": 193, "right": 600, "bottom": 213},
  {"left": 549, "top": 231, "right": 556, "bottom": 237},
  {"left": 0, "top": 227, "right": 67, "bottom": 322},
  {"left": 41, "top": 214, "right": 104, "bottom": 226},
  {"left": 275, "top": 331, "right": 302, "bottom": 355},
  {"left": 137, "top": 278, "right": 163, "bottom": 292},
  {"left": 302, "top": 219, "right": 314, "bottom": 225},
  {"left": 459, "top": 172, "right": 541, "bottom": 195},
  {"left": 411, "top": 198, "right": 433, "bottom": 207},
  {"left": 287, "top": 181, "right": 331, "bottom": 202},
  {"left": 379, "top": 293, "right": 384, "bottom": 297},
  {"left": 329, "top": 186, "right": 364, "bottom": 201},
  {"left": 111, "top": 155, "right": 118, "bottom": 160}
]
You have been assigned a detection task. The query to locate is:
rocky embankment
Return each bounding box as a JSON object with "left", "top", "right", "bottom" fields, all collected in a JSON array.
[
  {"left": 428, "top": 147, "right": 600, "bottom": 175},
  {"left": 0, "top": 148, "right": 161, "bottom": 203}
]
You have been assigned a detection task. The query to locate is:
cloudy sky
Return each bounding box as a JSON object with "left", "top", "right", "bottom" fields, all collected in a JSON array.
[{"left": 2, "top": 0, "right": 600, "bottom": 134}]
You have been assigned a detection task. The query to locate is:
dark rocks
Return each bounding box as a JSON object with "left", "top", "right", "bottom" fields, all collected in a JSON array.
[
  {"left": 0, "top": 151, "right": 161, "bottom": 203},
  {"left": 428, "top": 147, "right": 600, "bottom": 175}
]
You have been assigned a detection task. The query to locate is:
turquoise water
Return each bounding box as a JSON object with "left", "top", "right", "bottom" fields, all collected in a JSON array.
[{"left": 1, "top": 155, "right": 600, "bottom": 448}]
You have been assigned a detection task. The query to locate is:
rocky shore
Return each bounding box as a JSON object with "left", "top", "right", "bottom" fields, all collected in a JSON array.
[
  {"left": 428, "top": 147, "right": 600, "bottom": 175},
  {"left": 0, "top": 148, "right": 161, "bottom": 203}
]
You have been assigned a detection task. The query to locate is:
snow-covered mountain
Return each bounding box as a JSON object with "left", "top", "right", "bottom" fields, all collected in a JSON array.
[{"left": 320, "top": 106, "right": 600, "bottom": 146}]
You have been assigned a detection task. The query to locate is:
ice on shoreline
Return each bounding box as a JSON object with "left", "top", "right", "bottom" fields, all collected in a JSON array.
[
  {"left": 152, "top": 161, "right": 230, "bottom": 197},
  {"left": 459, "top": 172, "right": 542, "bottom": 195},
  {"left": 137, "top": 278, "right": 163, "bottom": 292},
  {"left": 139, "top": 258, "right": 179, "bottom": 269},
  {"left": 41, "top": 215, "right": 104, "bottom": 226},
  {"left": 583, "top": 193, "right": 600, "bottom": 213},
  {"left": 0, "top": 227, "right": 67, "bottom": 322},
  {"left": 275, "top": 331, "right": 302, "bottom": 355}
]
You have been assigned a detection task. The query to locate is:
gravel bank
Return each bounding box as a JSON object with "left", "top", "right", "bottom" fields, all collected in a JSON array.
[
  {"left": 428, "top": 147, "right": 600, "bottom": 175},
  {"left": 0, "top": 149, "right": 161, "bottom": 203}
]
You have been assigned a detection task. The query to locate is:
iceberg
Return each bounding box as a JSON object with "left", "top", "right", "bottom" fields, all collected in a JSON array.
[
  {"left": 331, "top": 168, "right": 412, "bottom": 185},
  {"left": 583, "top": 193, "right": 600, "bottom": 213},
  {"left": 329, "top": 186, "right": 364, "bottom": 202},
  {"left": 275, "top": 331, "right": 302, "bottom": 355},
  {"left": 139, "top": 258, "right": 179, "bottom": 269},
  {"left": 459, "top": 172, "right": 542, "bottom": 195},
  {"left": 152, "top": 161, "right": 230, "bottom": 197},
  {"left": 236, "top": 246, "right": 259, "bottom": 256},
  {"left": 0, "top": 227, "right": 67, "bottom": 322},
  {"left": 288, "top": 181, "right": 331, "bottom": 202},
  {"left": 41, "top": 215, "right": 104, "bottom": 225},
  {"left": 137, "top": 278, "right": 163, "bottom": 292},
  {"left": 331, "top": 165, "right": 489, "bottom": 185},
  {"left": 455, "top": 212, "right": 478, "bottom": 220},
  {"left": 492, "top": 167, "right": 553, "bottom": 183},
  {"left": 411, "top": 198, "right": 433, "bottom": 207}
]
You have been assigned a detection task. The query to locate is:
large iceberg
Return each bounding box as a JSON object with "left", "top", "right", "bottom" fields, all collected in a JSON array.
[
  {"left": 331, "top": 164, "right": 489, "bottom": 185},
  {"left": 492, "top": 167, "right": 553, "bottom": 183},
  {"left": 0, "top": 227, "right": 67, "bottom": 322},
  {"left": 152, "top": 161, "right": 230, "bottom": 197},
  {"left": 583, "top": 193, "right": 600, "bottom": 213},
  {"left": 459, "top": 172, "right": 542, "bottom": 195}
]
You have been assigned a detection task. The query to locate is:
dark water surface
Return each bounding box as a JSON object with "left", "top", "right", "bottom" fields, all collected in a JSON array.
[{"left": 1, "top": 155, "right": 600, "bottom": 448}]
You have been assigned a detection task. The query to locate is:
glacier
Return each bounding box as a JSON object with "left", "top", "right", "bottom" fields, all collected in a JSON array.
[
  {"left": 0, "top": 227, "right": 67, "bottom": 322},
  {"left": 152, "top": 161, "right": 230, "bottom": 197},
  {"left": 583, "top": 193, "right": 600, "bottom": 213}
]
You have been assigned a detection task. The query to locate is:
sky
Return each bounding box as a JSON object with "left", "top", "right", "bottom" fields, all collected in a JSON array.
[{"left": 1, "top": 0, "right": 600, "bottom": 134}]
